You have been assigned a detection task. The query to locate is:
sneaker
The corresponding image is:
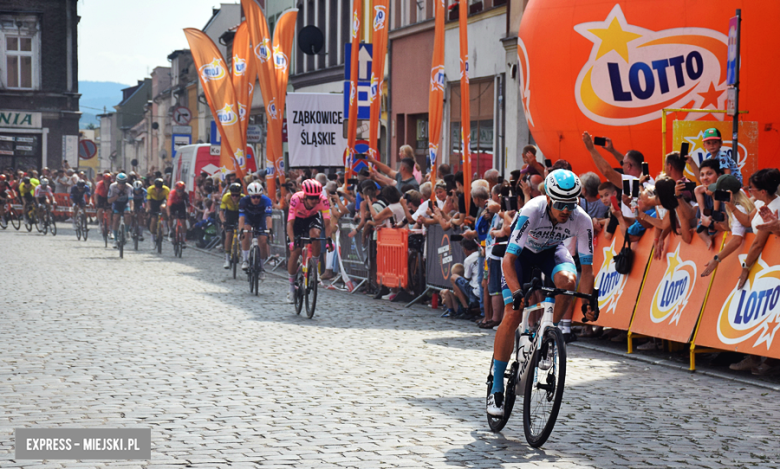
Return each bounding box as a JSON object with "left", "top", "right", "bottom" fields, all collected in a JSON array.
[
  {"left": 373, "top": 286, "right": 390, "bottom": 300},
  {"left": 109, "top": 232, "right": 115, "bottom": 240},
  {"left": 223, "top": 259, "right": 231, "bottom": 269},
  {"left": 486, "top": 392, "right": 504, "bottom": 417},
  {"left": 730, "top": 355, "right": 761, "bottom": 371},
  {"left": 538, "top": 345, "right": 554, "bottom": 370},
  {"left": 258, "top": 271, "right": 265, "bottom": 282},
  {"left": 241, "top": 260, "right": 249, "bottom": 270},
  {"left": 440, "top": 309, "right": 454, "bottom": 318},
  {"left": 637, "top": 340, "right": 660, "bottom": 351},
  {"left": 382, "top": 292, "right": 397, "bottom": 301},
  {"left": 751, "top": 362, "right": 775, "bottom": 376},
  {"left": 139, "top": 235, "right": 144, "bottom": 242},
  {"left": 286, "top": 292, "right": 294, "bottom": 303}
]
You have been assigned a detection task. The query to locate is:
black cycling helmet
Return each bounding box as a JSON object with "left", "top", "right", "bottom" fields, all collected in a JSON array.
[
  {"left": 229, "top": 182, "right": 242, "bottom": 194},
  {"left": 23, "top": 177, "right": 30, "bottom": 184},
  {"left": 77, "top": 180, "right": 86, "bottom": 187},
  {"left": 154, "top": 178, "right": 164, "bottom": 188}
]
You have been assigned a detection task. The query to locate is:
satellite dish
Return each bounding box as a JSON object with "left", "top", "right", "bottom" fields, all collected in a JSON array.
[
  {"left": 298, "top": 25, "right": 324, "bottom": 55},
  {"left": 131, "top": 159, "right": 138, "bottom": 167}
]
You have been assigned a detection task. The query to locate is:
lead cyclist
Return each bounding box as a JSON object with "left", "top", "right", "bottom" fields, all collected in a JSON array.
[{"left": 487, "top": 169, "right": 598, "bottom": 417}]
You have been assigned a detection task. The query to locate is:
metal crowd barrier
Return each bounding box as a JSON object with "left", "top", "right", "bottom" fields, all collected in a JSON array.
[
  {"left": 267, "top": 209, "right": 288, "bottom": 271},
  {"left": 337, "top": 217, "right": 370, "bottom": 292}
]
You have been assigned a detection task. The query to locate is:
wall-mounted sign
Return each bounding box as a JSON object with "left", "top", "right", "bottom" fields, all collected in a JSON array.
[{"left": 0, "top": 111, "right": 42, "bottom": 128}]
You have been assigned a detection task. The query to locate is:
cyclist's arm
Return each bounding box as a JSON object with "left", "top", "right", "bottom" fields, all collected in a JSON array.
[{"left": 286, "top": 219, "right": 295, "bottom": 246}]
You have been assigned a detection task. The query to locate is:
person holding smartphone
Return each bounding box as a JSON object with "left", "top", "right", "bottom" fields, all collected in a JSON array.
[{"left": 692, "top": 159, "right": 725, "bottom": 250}]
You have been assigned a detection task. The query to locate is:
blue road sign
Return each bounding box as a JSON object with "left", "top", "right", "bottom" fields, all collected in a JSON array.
[
  {"left": 210, "top": 120, "right": 222, "bottom": 146},
  {"left": 343, "top": 80, "right": 371, "bottom": 119},
  {"left": 344, "top": 43, "right": 373, "bottom": 81}
]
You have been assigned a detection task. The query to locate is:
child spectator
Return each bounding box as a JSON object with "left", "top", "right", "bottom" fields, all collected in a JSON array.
[{"left": 440, "top": 239, "right": 482, "bottom": 319}]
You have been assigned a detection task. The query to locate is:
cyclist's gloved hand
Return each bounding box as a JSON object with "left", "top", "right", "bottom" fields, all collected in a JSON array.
[
  {"left": 511, "top": 289, "right": 524, "bottom": 311},
  {"left": 288, "top": 241, "right": 296, "bottom": 251},
  {"left": 581, "top": 299, "right": 599, "bottom": 323}
]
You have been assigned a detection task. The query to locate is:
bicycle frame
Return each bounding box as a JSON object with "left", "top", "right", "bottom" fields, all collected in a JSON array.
[{"left": 514, "top": 299, "right": 555, "bottom": 399}]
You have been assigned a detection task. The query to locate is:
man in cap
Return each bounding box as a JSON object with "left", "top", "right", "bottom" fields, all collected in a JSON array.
[{"left": 688, "top": 128, "right": 743, "bottom": 185}]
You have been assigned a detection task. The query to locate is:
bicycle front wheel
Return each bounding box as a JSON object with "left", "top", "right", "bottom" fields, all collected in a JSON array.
[
  {"left": 82, "top": 214, "right": 88, "bottom": 241},
  {"left": 132, "top": 220, "right": 139, "bottom": 251},
  {"left": 49, "top": 215, "right": 56, "bottom": 236},
  {"left": 523, "top": 327, "right": 567, "bottom": 448},
  {"left": 10, "top": 208, "right": 20, "bottom": 230},
  {"left": 294, "top": 267, "right": 304, "bottom": 315},
  {"left": 232, "top": 238, "right": 239, "bottom": 279},
  {"left": 304, "top": 257, "right": 318, "bottom": 318},
  {"left": 486, "top": 360, "right": 518, "bottom": 432}
]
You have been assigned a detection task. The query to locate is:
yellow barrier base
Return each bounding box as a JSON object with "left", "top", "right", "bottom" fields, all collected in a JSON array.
[
  {"left": 627, "top": 331, "right": 649, "bottom": 354},
  {"left": 689, "top": 345, "right": 722, "bottom": 371}
]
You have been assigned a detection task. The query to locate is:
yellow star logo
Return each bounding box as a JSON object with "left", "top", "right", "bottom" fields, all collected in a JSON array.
[
  {"left": 588, "top": 16, "right": 642, "bottom": 62},
  {"left": 209, "top": 58, "right": 222, "bottom": 68},
  {"left": 666, "top": 243, "right": 682, "bottom": 274}
]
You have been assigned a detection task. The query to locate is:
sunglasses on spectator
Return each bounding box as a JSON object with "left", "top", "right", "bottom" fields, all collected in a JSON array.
[{"left": 551, "top": 201, "right": 577, "bottom": 211}]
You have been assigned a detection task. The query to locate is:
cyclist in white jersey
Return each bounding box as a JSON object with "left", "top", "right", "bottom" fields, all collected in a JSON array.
[{"left": 487, "top": 169, "right": 597, "bottom": 417}]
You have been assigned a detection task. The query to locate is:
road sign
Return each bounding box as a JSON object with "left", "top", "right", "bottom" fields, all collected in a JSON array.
[
  {"left": 78, "top": 139, "right": 97, "bottom": 160},
  {"left": 172, "top": 134, "right": 191, "bottom": 158},
  {"left": 172, "top": 125, "right": 192, "bottom": 134},
  {"left": 210, "top": 120, "right": 222, "bottom": 146},
  {"left": 344, "top": 43, "right": 373, "bottom": 81},
  {"left": 343, "top": 81, "right": 371, "bottom": 119},
  {"left": 247, "top": 124, "right": 262, "bottom": 143},
  {"left": 727, "top": 16, "right": 739, "bottom": 86},
  {"left": 173, "top": 106, "right": 192, "bottom": 125}
]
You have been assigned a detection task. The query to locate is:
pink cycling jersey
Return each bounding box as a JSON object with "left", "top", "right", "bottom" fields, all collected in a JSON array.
[{"left": 287, "top": 191, "right": 331, "bottom": 221}]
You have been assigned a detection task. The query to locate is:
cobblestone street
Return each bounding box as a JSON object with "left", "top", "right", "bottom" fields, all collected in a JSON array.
[{"left": 1, "top": 227, "right": 779, "bottom": 468}]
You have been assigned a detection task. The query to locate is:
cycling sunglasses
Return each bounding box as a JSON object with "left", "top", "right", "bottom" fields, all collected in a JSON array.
[
  {"left": 250, "top": 195, "right": 262, "bottom": 200},
  {"left": 306, "top": 195, "right": 319, "bottom": 201},
  {"left": 551, "top": 201, "right": 577, "bottom": 212},
  {"left": 230, "top": 193, "right": 241, "bottom": 197}
]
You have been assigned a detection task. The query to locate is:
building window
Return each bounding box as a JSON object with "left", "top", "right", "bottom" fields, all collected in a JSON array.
[{"left": 0, "top": 16, "right": 40, "bottom": 90}]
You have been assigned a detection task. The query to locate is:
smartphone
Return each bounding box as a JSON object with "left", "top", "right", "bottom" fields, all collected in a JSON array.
[
  {"left": 714, "top": 189, "right": 732, "bottom": 202},
  {"left": 684, "top": 181, "right": 697, "bottom": 192},
  {"left": 593, "top": 136, "right": 607, "bottom": 147},
  {"left": 450, "top": 234, "right": 464, "bottom": 242},
  {"left": 347, "top": 178, "right": 359, "bottom": 185},
  {"left": 544, "top": 158, "right": 552, "bottom": 168},
  {"left": 680, "top": 142, "right": 690, "bottom": 158},
  {"left": 355, "top": 154, "right": 366, "bottom": 160},
  {"left": 632, "top": 179, "right": 640, "bottom": 198},
  {"left": 642, "top": 162, "right": 649, "bottom": 176},
  {"left": 623, "top": 179, "right": 631, "bottom": 197},
  {"left": 610, "top": 195, "right": 620, "bottom": 212},
  {"left": 502, "top": 196, "right": 518, "bottom": 212}
]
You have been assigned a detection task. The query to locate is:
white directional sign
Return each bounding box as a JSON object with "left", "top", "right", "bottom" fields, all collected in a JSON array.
[
  {"left": 172, "top": 106, "right": 192, "bottom": 125},
  {"left": 344, "top": 43, "right": 372, "bottom": 82}
]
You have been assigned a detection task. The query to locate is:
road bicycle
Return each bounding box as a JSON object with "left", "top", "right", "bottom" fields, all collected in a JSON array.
[
  {"left": 152, "top": 212, "right": 165, "bottom": 254},
  {"left": 0, "top": 199, "right": 20, "bottom": 230},
  {"left": 486, "top": 273, "right": 599, "bottom": 447},
  {"left": 244, "top": 227, "right": 271, "bottom": 296},
  {"left": 226, "top": 224, "right": 240, "bottom": 279},
  {"left": 37, "top": 203, "right": 56, "bottom": 236},
  {"left": 100, "top": 210, "right": 110, "bottom": 247},
  {"left": 130, "top": 210, "right": 143, "bottom": 251},
  {"left": 171, "top": 216, "right": 187, "bottom": 258},
  {"left": 292, "top": 235, "right": 330, "bottom": 319},
  {"left": 74, "top": 206, "right": 88, "bottom": 241},
  {"left": 117, "top": 214, "right": 127, "bottom": 258},
  {"left": 23, "top": 203, "right": 37, "bottom": 232}
]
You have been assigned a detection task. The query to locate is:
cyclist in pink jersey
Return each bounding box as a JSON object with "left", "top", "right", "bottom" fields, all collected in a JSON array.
[{"left": 285, "top": 179, "right": 333, "bottom": 302}]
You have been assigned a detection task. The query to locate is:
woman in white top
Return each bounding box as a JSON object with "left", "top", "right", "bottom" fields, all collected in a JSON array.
[{"left": 700, "top": 175, "right": 754, "bottom": 277}]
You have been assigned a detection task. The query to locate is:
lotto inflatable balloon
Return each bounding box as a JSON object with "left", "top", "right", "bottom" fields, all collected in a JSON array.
[{"left": 518, "top": 0, "right": 780, "bottom": 173}]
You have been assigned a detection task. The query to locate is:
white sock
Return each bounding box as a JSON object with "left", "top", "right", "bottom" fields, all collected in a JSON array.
[
  {"left": 225, "top": 253, "right": 230, "bottom": 261},
  {"left": 560, "top": 319, "right": 572, "bottom": 334},
  {"left": 242, "top": 250, "right": 249, "bottom": 262}
]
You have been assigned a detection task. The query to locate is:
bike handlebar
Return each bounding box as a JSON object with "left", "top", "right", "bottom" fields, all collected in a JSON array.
[{"left": 513, "top": 276, "right": 600, "bottom": 322}]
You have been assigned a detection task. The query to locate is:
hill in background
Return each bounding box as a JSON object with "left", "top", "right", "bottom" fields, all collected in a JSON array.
[{"left": 79, "top": 81, "right": 131, "bottom": 129}]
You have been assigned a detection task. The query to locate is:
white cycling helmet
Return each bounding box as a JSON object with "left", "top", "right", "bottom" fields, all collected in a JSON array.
[
  {"left": 132, "top": 181, "right": 144, "bottom": 190},
  {"left": 544, "top": 169, "right": 582, "bottom": 202},
  {"left": 247, "top": 181, "right": 264, "bottom": 196}
]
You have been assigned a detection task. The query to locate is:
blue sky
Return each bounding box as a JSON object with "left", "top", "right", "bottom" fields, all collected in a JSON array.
[{"left": 78, "top": 0, "right": 239, "bottom": 84}]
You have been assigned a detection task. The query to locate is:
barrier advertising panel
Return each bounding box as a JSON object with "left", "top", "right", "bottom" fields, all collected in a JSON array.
[
  {"left": 575, "top": 229, "right": 652, "bottom": 330},
  {"left": 425, "top": 224, "right": 465, "bottom": 289},
  {"left": 694, "top": 234, "right": 780, "bottom": 360},
  {"left": 630, "top": 234, "right": 720, "bottom": 344},
  {"left": 337, "top": 217, "right": 370, "bottom": 281},
  {"left": 269, "top": 210, "right": 287, "bottom": 258}
]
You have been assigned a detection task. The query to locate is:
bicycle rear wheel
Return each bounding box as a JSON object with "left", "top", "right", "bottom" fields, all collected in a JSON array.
[
  {"left": 0, "top": 211, "right": 6, "bottom": 229},
  {"left": 156, "top": 220, "right": 163, "bottom": 253},
  {"left": 250, "top": 246, "right": 261, "bottom": 296},
  {"left": 118, "top": 223, "right": 125, "bottom": 259},
  {"left": 36, "top": 212, "right": 45, "bottom": 233},
  {"left": 523, "top": 327, "right": 566, "bottom": 448},
  {"left": 75, "top": 216, "right": 82, "bottom": 239},
  {"left": 132, "top": 218, "right": 139, "bottom": 251},
  {"left": 232, "top": 236, "right": 239, "bottom": 279},
  {"left": 304, "top": 257, "right": 318, "bottom": 318},
  {"left": 81, "top": 214, "right": 88, "bottom": 241},
  {"left": 486, "top": 360, "right": 518, "bottom": 432},
  {"left": 49, "top": 214, "right": 56, "bottom": 236}
]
